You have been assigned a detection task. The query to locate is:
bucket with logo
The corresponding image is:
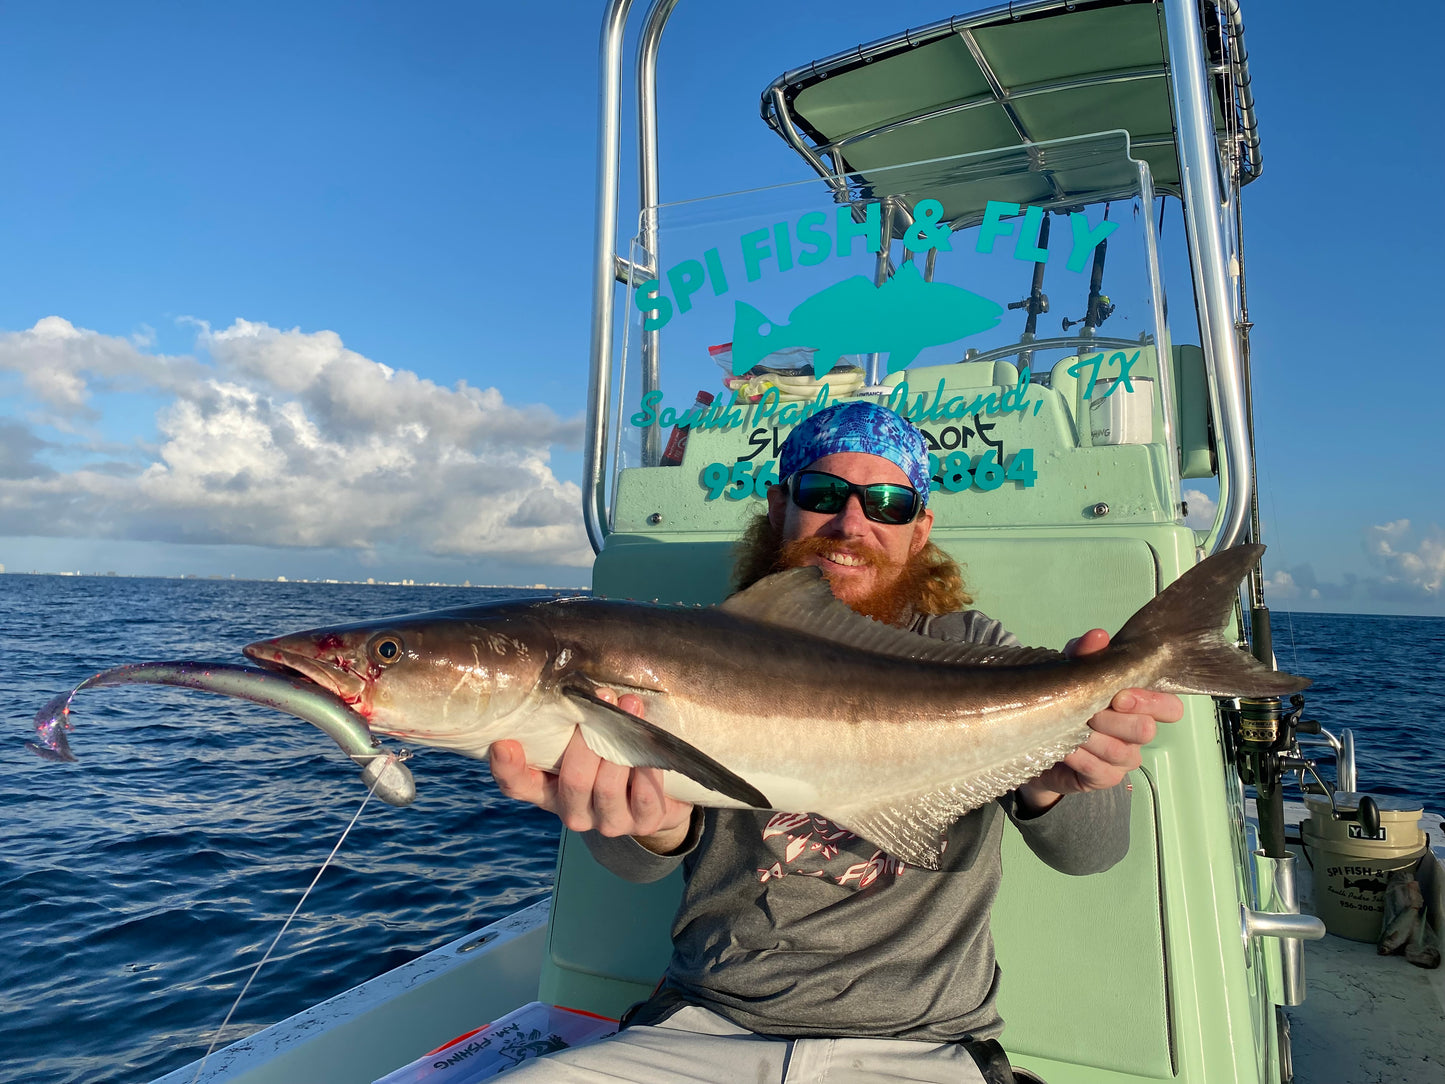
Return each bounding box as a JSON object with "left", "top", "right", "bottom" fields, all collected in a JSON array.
[{"left": 1301, "top": 792, "right": 1428, "bottom": 942}]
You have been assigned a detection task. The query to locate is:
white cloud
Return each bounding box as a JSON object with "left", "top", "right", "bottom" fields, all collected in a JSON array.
[
  {"left": 1182, "top": 488, "right": 1216, "bottom": 531},
  {"left": 0, "top": 317, "right": 591, "bottom": 569},
  {"left": 1366, "top": 519, "right": 1444, "bottom": 596},
  {"left": 1263, "top": 568, "right": 1299, "bottom": 599},
  {"left": 199, "top": 319, "right": 561, "bottom": 452},
  {"left": 0, "top": 316, "right": 206, "bottom": 422},
  {"left": 1262, "top": 568, "right": 1321, "bottom": 602},
  {"left": 1257, "top": 521, "right": 1445, "bottom": 615}
]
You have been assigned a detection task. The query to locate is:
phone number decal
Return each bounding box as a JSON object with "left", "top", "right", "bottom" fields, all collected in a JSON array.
[
  {"left": 927, "top": 449, "right": 1036, "bottom": 492},
  {"left": 701, "top": 459, "right": 778, "bottom": 500},
  {"left": 699, "top": 451, "right": 1036, "bottom": 501}
]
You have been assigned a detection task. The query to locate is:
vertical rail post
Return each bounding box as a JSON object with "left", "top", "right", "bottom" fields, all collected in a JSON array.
[
  {"left": 584, "top": 0, "right": 641, "bottom": 553},
  {"left": 1162, "top": 0, "right": 1251, "bottom": 552},
  {"left": 636, "top": 0, "right": 682, "bottom": 466}
]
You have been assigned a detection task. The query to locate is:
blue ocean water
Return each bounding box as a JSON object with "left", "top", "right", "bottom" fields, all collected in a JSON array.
[
  {"left": 2, "top": 576, "right": 1442, "bottom": 1084},
  {"left": 1263, "top": 610, "right": 1445, "bottom": 817},
  {"left": 3, "top": 575, "right": 566, "bottom": 1084}
]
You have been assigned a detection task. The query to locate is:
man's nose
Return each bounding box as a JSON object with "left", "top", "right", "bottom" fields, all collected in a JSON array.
[{"left": 829, "top": 492, "right": 871, "bottom": 533}]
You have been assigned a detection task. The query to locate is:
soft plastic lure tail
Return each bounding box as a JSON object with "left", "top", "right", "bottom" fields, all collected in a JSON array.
[
  {"left": 27, "top": 661, "right": 415, "bottom": 806},
  {"left": 28, "top": 691, "right": 78, "bottom": 762}
]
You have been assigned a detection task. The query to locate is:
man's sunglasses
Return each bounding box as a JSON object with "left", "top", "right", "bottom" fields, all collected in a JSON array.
[{"left": 787, "top": 470, "right": 922, "bottom": 525}]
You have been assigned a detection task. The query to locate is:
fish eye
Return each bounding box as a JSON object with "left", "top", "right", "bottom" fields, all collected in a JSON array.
[{"left": 368, "top": 634, "right": 405, "bottom": 666}]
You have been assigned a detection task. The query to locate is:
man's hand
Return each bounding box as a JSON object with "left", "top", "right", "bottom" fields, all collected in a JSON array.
[
  {"left": 487, "top": 690, "right": 695, "bottom": 855},
  {"left": 1015, "top": 629, "right": 1184, "bottom": 815}
]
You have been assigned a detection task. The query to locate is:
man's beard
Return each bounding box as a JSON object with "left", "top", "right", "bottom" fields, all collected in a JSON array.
[
  {"left": 732, "top": 512, "right": 966, "bottom": 625},
  {"left": 777, "top": 536, "right": 935, "bottom": 625}
]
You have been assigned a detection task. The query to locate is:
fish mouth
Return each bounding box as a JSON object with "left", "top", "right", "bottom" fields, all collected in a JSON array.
[{"left": 242, "top": 640, "right": 368, "bottom": 705}]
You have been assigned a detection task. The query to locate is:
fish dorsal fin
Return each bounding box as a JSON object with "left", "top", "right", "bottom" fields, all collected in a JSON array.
[
  {"left": 828, "top": 716, "right": 1093, "bottom": 869},
  {"left": 561, "top": 682, "right": 769, "bottom": 809},
  {"left": 721, "top": 568, "right": 1065, "bottom": 667}
]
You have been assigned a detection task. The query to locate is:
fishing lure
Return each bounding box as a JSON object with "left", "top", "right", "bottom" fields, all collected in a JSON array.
[{"left": 27, "top": 661, "right": 415, "bottom": 806}]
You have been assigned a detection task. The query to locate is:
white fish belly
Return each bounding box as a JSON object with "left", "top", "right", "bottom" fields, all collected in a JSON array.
[{"left": 650, "top": 683, "right": 1118, "bottom": 817}]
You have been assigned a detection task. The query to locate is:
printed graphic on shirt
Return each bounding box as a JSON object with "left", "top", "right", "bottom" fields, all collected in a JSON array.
[{"left": 757, "top": 811, "right": 906, "bottom": 887}]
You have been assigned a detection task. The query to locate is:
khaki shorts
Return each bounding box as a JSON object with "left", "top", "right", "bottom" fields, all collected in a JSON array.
[{"left": 497, "top": 1004, "right": 993, "bottom": 1083}]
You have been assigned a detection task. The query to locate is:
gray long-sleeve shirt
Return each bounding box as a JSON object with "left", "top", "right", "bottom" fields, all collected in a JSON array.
[{"left": 584, "top": 608, "right": 1132, "bottom": 1042}]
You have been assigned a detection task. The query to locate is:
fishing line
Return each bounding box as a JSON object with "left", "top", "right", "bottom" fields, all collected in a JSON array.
[{"left": 189, "top": 753, "right": 401, "bottom": 1084}]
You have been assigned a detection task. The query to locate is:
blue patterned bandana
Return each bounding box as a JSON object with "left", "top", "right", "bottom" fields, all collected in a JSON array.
[{"left": 780, "top": 401, "right": 931, "bottom": 504}]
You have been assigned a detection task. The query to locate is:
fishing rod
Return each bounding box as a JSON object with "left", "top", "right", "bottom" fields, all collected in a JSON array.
[
  {"left": 1208, "top": 11, "right": 1372, "bottom": 869},
  {"left": 1007, "top": 211, "right": 1050, "bottom": 336},
  {"left": 1224, "top": 65, "right": 1295, "bottom": 861},
  {"left": 1003, "top": 210, "right": 1051, "bottom": 377},
  {"left": 1062, "top": 205, "right": 1114, "bottom": 335}
]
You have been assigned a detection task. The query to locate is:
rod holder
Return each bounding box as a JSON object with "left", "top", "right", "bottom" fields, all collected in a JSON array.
[{"left": 1243, "top": 850, "right": 1325, "bottom": 1006}]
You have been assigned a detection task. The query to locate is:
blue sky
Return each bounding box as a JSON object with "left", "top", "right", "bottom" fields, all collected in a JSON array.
[{"left": 0, "top": 2, "right": 1440, "bottom": 613}]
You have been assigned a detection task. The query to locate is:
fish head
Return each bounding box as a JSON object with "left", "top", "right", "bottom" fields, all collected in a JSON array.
[{"left": 243, "top": 610, "right": 554, "bottom": 753}]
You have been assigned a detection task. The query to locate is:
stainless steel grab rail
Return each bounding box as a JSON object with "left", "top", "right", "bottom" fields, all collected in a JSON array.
[
  {"left": 1162, "top": 0, "right": 1252, "bottom": 553},
  {"left": 583, "top": 0, "right": 638, "bottom": 553}
]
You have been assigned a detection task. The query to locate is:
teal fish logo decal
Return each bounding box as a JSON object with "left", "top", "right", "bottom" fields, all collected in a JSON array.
[{"left": 731, "top": 262, "right": 1004, "bottom": 378}]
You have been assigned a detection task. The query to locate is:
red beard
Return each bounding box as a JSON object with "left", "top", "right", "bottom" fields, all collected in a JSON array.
[{"left": 777, "top": 535, "right": 934, "bottom": 626}]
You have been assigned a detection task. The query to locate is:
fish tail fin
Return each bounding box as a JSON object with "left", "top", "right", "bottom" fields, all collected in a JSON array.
[
  {"left": 731, "top": 300, "right": 779, "bottom": 375},
  {"left": 25, "top": 739, "right": 77, "bottom": 763},
  {"left": 1114, "top": 543, "right": 1310, "bottom": 697}
]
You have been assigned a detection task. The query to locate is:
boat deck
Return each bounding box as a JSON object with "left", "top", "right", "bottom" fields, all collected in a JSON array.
[
  {"left": 156, "top": 803, "right": 1445, "bottom": 1084},
  {"left": 1287, "top": 914, "right": 1445, "bottom": 1082},
  {"left": 1263, "top": 802, "right": 1445, "bottom": 1083}
]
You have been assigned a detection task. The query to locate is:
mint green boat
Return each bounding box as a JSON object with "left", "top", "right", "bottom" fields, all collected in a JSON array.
[{"left": 156, "top": 2, "right": 1445, "bottom": 1081}]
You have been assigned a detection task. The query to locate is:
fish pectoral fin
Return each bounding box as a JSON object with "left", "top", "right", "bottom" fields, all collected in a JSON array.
[
  {"left": 561, "top": 684, "right": 770, "bottom": 809},
  {"left": 723, "top": 568, "right": 1066, "bottom": 666}
]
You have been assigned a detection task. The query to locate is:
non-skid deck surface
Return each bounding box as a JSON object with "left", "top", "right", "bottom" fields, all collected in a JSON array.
[{"left": 1283, "top": 810, "right": 1445, "bottom": 1084}]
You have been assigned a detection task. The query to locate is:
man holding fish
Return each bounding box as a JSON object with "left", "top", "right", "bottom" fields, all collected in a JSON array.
[
  {"left": 35, "top": 396, "right": 1307, "bottom": 1078},
  {"left": 490, "top": 401, "right": 1184, "bottom": 1083}
]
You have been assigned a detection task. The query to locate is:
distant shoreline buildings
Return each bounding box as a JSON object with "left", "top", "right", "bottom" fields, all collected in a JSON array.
[{"left": 0, "top": 567, "right": 561, "bottom": 590}]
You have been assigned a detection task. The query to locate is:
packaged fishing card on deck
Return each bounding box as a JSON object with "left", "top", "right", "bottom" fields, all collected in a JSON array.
[{"left": 371, "top": 1001, "right": 618, "bottom": 1083}]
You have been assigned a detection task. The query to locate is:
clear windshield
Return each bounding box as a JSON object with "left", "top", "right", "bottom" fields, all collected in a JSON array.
[{"left": 607, "top": 132, "right": 1179, "bottom": 533}]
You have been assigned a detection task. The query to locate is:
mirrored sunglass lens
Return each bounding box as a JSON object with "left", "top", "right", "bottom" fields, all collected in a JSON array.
[
  {"left": 793, "top": 473, "right": 917, "bottom": 523},
  {"left": 793, "top": 474, "right": 849, "bottom": 512},
  {"left": 865, "top": 486, "right": 917, "bottom": 523}
]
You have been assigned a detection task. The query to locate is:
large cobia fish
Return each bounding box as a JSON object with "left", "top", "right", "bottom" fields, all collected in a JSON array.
[{"left": 240, "top": 543, "right": 1307, "bottom": 868}]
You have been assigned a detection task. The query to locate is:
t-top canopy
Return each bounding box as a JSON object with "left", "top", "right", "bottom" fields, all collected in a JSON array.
[{"left": 760, "top": 0, "right": 1259, "bottom": 212}]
